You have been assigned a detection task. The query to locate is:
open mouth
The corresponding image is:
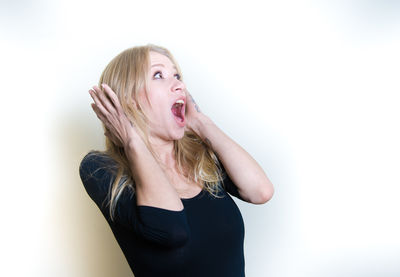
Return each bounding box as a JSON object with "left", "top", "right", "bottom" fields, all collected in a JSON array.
[{"left": 171, "top": 102, "right": 186, "bottom": 125}]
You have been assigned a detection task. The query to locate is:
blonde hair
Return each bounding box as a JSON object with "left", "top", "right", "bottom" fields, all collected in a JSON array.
[{"left": 92, "top": 44, "right": 225, "bottom": 221}]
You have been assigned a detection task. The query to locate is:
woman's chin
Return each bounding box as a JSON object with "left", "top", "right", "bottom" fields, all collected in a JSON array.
[
  {"left": 156, "top": 126, "right": 185, "bottom": 142},
  {"left": 169, "top": 119, "right": 186, "bottom": 140},
  {"left": 172, "top": 129, "right": 185, "bottom": 140}
]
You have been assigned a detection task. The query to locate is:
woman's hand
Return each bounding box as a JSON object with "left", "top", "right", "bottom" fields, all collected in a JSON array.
[
  {"left": 89, "top": 83, "right": 139, "bottom": 148},
  {"left": 184, "top": 88, "right": 214, "bottom": 148},
  {"left": 184, "top": 88, "right": 209, "bottom": 134}
]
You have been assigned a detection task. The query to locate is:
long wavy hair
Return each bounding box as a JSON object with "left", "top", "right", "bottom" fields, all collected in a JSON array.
[{"left": 90, "top": 44, "right": 226, "bottom": 221}]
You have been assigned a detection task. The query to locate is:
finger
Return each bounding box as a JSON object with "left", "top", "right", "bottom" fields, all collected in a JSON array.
[
  {"left": 94, "top": 105, "right": 122, "bottom": 145},
  {"left": 91, "top": 103, "right": 104, "bottom": 121},
  {"left": 91, "top": 102, "right": 109, "bottom": 127},
  {"left": 102, "top": 83, "right": 139, "bottom": 114},
  {"left": 92, "top": 85, "right": 116, "bottom": 114},
  {"left": 92, "top": 85, "right": 113, "bottom": 111},
  {"left": 104, "top": 129, "right": 114, "bottom": 142},
  {"left": 89, "top": 88, "right": 110, "bottom": 117},
  {"left": 104, "top": 126, "right": 123, "bottom": 147},
  {"left": 184, "top": 88, "right": 190, "bottom": 99},
  {"left": 188, "top": 92, "right": 201, "bottom": 113},
  {"left": 104, "top": 129, "right": 123, "bottom": 147},
  {"left": 101, "top": 83, "right": 123, "bottom": 111}
]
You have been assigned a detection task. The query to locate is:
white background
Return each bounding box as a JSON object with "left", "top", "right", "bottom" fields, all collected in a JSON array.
[{"left": 1, "top": 0, "right": 399, "bottom": 276}]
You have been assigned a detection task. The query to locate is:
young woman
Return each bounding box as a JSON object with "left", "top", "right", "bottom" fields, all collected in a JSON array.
[{"left": 79, "top": 44, "right": 274, "bottom": 276}]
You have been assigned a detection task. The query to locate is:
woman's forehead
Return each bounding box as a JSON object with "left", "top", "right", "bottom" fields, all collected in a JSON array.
[{"left": 149, "top": 51, "right": 176, "bottom": 70}]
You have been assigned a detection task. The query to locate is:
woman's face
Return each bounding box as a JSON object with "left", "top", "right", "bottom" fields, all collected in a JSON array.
[{"left": 138, "top": 51, "right": 187, "bottom": 143}]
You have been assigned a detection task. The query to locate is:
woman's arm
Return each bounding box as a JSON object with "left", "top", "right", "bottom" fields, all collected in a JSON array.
[
  {"left": 79, "top": 152, "right": 189, "bottom": 248},
  {"left": 90, "top": 84, "right": 184, "bottom": 212},
  {"left": 125, "top": 137, "right": 184, "bottom": 211},
  {"left": 191, "top": 114, "right": 274, "bottom": 204}
]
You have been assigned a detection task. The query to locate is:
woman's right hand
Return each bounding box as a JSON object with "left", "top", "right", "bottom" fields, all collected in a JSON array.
[{"left": 89, "top": 83, "right": 140, "bottom": 148}]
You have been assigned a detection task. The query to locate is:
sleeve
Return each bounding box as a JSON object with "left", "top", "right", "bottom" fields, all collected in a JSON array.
[
  {"left": 79, "top": 151, "right": 190, "bottom": 248},
  {"left": 218, "top": 158, "right": 245, "bottom": 201}
]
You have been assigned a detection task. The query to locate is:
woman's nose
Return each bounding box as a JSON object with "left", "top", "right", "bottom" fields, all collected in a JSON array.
[{"left": 171, "top": 78, "right": 185, "bottom": 93}]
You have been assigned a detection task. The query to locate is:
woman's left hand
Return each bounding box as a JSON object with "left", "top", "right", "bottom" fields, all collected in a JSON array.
[{"left": 184, "top": 88, "right": 207, "bottom": 134}]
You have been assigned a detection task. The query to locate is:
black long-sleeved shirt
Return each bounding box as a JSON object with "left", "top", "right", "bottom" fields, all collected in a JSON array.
[{"left": 79, "top": 151, "right": 245, "bottom": 277}]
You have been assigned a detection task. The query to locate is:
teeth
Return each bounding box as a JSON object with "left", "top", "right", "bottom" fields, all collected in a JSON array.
[{"left": 175, "top": 99, "right": 184, "bottom": 105}]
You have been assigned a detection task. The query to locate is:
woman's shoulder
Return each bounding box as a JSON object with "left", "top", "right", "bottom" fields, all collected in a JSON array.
[
  {"left": 80, "top": 150, "right": 117, "bottom": 168},
  {"left": 79, "top": 151, "right": 119, "bottom": 197}
]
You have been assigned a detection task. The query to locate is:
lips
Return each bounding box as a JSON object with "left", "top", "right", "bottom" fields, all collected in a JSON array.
[
  {"left": 171, "top": 96, "right": 186, "bottom": 108},
  {"left": 170, "top": 96, "right": 186, "bottom": 127},
  {"left": 171, "top": 102, "right": 185, "bottom": 122}
]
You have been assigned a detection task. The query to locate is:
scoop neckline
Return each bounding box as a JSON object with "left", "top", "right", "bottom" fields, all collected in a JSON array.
[{"left": 180, "top": 188, "right": 205, "bottom": 201}]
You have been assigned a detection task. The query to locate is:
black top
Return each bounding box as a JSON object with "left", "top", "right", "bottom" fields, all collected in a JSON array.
[{"left": 79, "top": 151, "right": 245, "bottom": 277}]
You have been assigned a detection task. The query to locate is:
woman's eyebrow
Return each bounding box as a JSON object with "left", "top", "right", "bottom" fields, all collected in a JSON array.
[{"left": 151, "top": 63, "right": 177, "bottom": 70}]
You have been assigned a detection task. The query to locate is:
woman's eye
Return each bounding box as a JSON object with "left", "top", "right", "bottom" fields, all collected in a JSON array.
[
  {"left": 153, "top": 71, "right": 180, "bottom": 80},
  {"left": 154, "top": 71, "right": 163, "bottom": 79}
]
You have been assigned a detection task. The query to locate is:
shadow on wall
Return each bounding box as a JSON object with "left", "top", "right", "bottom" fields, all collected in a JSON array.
[
  {"left": 49, "top": 100, "right": 292, "bottom": 276},
  {"left": 51, "top": 109, "right": 134, "bottom": 277}
]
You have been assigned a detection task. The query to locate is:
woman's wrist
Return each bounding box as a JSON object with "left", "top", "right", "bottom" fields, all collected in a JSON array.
[
  {"left": 123, "top": 130, "right": 145, "bottom": 152},
  {"left": 189, "top": 114, "right": 214, "bottom": 140}
]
